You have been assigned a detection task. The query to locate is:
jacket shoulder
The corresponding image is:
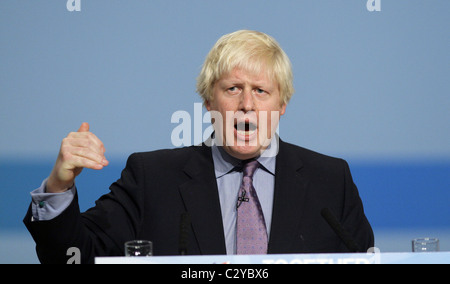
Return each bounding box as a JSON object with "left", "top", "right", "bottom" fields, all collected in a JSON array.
[
  {"left": 126, "top": 145, "right": 208, "bottom": 171},
  {"left": 280, "top": 140, "right": 346, "bottom": 167}
]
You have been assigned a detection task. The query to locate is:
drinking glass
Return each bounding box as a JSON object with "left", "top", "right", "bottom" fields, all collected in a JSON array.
[
  {"left": 412, "top": 238, "right": 439, "bottom": 252},
  {"left": 124, "top": 240, "right": 153, "bottom": 257}
]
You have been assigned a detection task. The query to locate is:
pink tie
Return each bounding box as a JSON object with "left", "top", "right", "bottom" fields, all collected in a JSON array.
[{"left": 236, "top": 160, "right": 268, "bottom": 254}]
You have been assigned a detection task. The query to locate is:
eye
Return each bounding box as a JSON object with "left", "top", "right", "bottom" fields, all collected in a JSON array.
[
  {"left": 227, "top": 86, "right": 241, "bottom": 95},
  {"left": 255, "top": 88, "right": 267, "bottom": 95}
]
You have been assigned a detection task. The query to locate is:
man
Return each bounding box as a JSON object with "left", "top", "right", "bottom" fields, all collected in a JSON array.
[{"left": 24, "top": 30, "right": 374, "bottom": 264}]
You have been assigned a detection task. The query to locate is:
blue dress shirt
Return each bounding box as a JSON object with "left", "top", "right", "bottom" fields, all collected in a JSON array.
[{"left": 211, "top": 139, "right": 276, "bottom": 255}]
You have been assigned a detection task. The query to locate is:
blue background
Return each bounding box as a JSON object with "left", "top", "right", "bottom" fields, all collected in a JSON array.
[{"left": 1, "top": 1, "right": 449, "bottom": 263}]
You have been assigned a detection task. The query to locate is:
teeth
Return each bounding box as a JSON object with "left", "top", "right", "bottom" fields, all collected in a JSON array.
[
  {"left": 235, "top": 122, "right": 257, "bottom": 130},
  {"left": 237, "top": 129, "right": 256, "bottom": 135},
  {"left": 234, "top": 122, "right": 257, "bottom": 137}
]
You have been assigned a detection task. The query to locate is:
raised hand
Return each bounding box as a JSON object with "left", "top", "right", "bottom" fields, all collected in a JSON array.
[{"left": 46, "top": 123, "right": 109, "bottom": 193}]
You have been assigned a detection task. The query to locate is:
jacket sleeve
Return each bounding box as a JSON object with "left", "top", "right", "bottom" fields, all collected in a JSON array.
[
  {"left": 23, "top": 153, "right": 145, "bottom": 264},
  {"left": 340, "top": 160, "right": 375, "bottom": 252}
]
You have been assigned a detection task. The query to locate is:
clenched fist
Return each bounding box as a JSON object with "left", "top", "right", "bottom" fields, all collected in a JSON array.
[{"left": 46, "top": 123, "right": 109, "bottom": 193}]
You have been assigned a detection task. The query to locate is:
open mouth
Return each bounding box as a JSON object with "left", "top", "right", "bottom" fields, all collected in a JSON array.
[{"left": 234, "top": 121, "right": 257, "bottom": 137}]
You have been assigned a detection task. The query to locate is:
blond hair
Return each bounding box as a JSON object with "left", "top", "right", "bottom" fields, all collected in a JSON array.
[{"left": 196, "top": 30, "right": 294, "bottom": 106}]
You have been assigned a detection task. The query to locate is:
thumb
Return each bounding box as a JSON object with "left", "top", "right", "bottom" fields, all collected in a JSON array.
[{"left": 77, "top": 122, "right": 90, "bottom": 132}]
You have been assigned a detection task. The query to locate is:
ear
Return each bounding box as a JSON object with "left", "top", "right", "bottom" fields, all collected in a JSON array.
[
  {"left": 279, "top": 103, "right": 287, "bottom": 116},
  {"left": 205, "top": 99, "right": 213, "bottom": 112}
]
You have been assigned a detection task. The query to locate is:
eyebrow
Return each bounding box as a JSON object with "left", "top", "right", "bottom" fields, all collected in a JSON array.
[{"left": 219, "top": 78, "right": 273, "bottom": 89}]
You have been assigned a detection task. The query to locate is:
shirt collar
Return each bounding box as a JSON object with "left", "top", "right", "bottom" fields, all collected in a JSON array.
[{"left": 211, "top": 137, "right": 277, "bottom": 179}]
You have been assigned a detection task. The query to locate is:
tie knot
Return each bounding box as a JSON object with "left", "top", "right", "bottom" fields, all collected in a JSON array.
[{"left": 242, "top": 160, "right": 259, "bottom": 178}]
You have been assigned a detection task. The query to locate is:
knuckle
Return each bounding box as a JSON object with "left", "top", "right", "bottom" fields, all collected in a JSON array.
[
  {"left": 61, "top": 151, "right": 72, "bottom": 162},
  {"left": 60, "top": 144, "right": 70, "bottom": 153},
  {"left": 61, "top": 137, "right": 70, "bottom": 145}
]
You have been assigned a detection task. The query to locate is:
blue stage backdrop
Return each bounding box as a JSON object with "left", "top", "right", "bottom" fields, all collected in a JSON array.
[
  {"left": 1, "top": 1, "right": 449, "bottom": 263},
  {"left": 2, "top": 158, "right": 449, "bottom": 230}
]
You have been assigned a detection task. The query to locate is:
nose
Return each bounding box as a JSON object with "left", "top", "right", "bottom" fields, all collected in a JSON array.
[{"left": 239, "top": 88, "right": 255, "bottom": 113}]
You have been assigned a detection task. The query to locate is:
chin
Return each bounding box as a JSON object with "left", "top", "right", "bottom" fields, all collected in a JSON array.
[{"left": 225, "top": 145, "right": 262, "bottom": 161}]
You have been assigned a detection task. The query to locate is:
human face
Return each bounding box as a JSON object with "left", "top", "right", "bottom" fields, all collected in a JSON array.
[{"left": 206, "top": 68, "right": 287, "bottom": 160}]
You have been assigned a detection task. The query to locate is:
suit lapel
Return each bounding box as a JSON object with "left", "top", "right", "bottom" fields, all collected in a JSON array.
[
  {"left": 177, "top": 140, "right": 308, "bottom": 255},
  {"left": 268, "top": 140, "right": 308, "bottom": 253},
  {"left": 178, "top": 144, "right": 227, "bottom": 255}
]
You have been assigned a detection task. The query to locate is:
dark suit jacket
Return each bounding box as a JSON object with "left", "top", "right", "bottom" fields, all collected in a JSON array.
[{"left": 24, "top": 140, "right": 374, "bottom": 264}]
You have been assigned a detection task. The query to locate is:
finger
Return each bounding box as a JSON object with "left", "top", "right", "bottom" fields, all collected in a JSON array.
[
  {"left": 71, "top": 146, "right": 107, "bottom": 166},
  {"left": 62, "top": 153, "right": 105, "bottom": 171},
  {"left": 78, "top": 122, "right": 90, "bottom": 132},
  {"left": 63, "top": 136, "right": 106, "bottom": 157},
  {"left": 60, "top": 138, "right": 108, "bottom": 165},
  {"left": 66, "top": 131, "right": 105, "bottom": 152}
]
